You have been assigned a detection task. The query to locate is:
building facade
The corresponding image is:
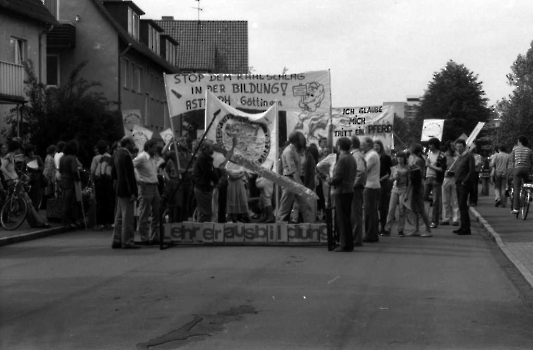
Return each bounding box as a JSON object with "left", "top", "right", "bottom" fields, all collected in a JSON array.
[
  {"left": 44, "top": 0, "right": 179, "bottom": 132},
  {"left": 0, "top": 0, "right": 58, "bottom": 140}
]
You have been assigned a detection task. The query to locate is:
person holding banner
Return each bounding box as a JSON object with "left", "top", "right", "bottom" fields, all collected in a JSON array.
[
  {"left": 193, "top": 140, "right": 219, "bottom": 223},
  {"left": 277, "top": 131, "right": 314, "bottom": 223},
  {"left": 361, "top": 138, "right": 381, "bottom": 243},
  {"left": 350, "top": 136, "right": 367, "bottom": 246},
  {"left": 328, "top": 137, "right": 357, "bottom": 252}
]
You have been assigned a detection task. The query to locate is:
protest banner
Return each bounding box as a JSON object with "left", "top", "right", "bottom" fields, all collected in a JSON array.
[
  {"left": 132, "top": 124, "right": 153, "bottom": 151},
  {"left": 293, "top": 106, "right": 395, "bottom": 150},
  {"left": 466, "top": 122, "right": 485, "bottom": 151},
  {"left": 421, "top": 119, "right": 445, "bottom": 141},
  {"left": 205, "top": 90, "right": 278, "bottom": 171},
  {"left": 159, "top": 128, "right": 174, "bottom": 145},
  {"left": 164, "top": 71, "right": 331, "bottom": 144},
  {"left": 122, "top": 109, "right": 142, "bottom": 136}
]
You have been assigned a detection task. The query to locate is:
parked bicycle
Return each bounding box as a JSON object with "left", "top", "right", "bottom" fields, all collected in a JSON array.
[{"left": 0, "top": 174, "right": 30, "bottom": 230}]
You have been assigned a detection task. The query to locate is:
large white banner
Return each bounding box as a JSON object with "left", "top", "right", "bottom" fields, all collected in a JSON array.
[
  {"left": 421, "top": 119, "right": 445, "bottom": 141},
  {"left": 165, "top": 71, "right": 330, "bottom": 139},
  {"left": 205, "top": 91, "right": 278, "bottom": 171}
]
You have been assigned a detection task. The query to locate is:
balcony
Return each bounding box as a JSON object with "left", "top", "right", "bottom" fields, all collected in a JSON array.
[
  {"left": 0, "top": 60, "right": 25, "bottom": 104},
  {"left": 47, "top": 21, "right": 76, "bottom": 49}
]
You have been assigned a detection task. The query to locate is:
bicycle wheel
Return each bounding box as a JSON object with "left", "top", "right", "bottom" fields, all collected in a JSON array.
[
  {"left": 521, "top": 191, "right": 531, "bottom": 220},
  {"left": 1, "top": 197, "right": 28, "bottom": 230}
]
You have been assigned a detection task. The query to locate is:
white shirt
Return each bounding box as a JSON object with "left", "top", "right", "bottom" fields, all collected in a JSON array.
[
  {"left": 132, "top": 151, "right": 158, "bottom": 184},
  {"left": 364, "top": 150, "right": 381, "bottom": 189},
  {"left": 54, "top": 152, "right": 63, "bottom": 170}
]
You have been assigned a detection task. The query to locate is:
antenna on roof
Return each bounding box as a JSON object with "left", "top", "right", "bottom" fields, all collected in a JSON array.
[{"left": 192, "top": 0, "right": 203, "bottom": 22}]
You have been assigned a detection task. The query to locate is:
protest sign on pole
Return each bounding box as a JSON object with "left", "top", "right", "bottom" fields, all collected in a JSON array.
[
  {"left": 421, "top": 119, "right": 445, "bottom": 141},
  {"left": 205, "top": 90, "right": 278, "bottom": 173},
  {"left": 296, "top": 106, "right": 394, "bottom": 150},
  {"left": 164, "top": 71, "right": 331, "bottom": 144},
  {"left": 160, "top": 128, "right": 174, "bottom": 146},
  {"left": 466, "top": 122, "right": 485, "bottom": 151},
  {"left": 132, "top": 125, "right": 153, "bottom": 151},
  {"left": 122, "top": 109, "right": 142, "bottom": 136}
]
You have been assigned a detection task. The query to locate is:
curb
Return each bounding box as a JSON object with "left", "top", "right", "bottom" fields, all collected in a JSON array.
[
  {"left": 470, "top": 207, "right": 533, "bottom": 289},
  {"left": 0, "top": 226, "right": 76, "bottom": 247}
]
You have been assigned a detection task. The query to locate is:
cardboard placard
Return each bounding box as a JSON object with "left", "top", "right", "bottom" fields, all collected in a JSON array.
[
  {"left": 242, "top": 223, "right": 268, "bottom": 243},
  {"left": 224, "top": 223, "right": 244, "bottom": 243},
  {"left": 277, "top": 222, "right": 288, "bottom": 242}
]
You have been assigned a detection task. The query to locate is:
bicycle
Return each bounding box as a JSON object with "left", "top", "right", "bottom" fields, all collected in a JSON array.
[
  {"left": 0, "top": 175, "right": 30, "bottom": 230},
  {"left": 518, "top": 181, "right": 533, "bottom": 220}
]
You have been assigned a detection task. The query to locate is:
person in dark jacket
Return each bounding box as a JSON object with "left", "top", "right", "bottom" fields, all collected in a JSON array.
[
  {"left": 329, "top": 137, "right": 357, "bottom": 252},
  {"left": 111, "top": 136, "right": 139, "bottom": 249},
  {"left": 59, "top": 140, "right": 81, "bottom": 228},
  {"left": 453, "top": 139, "right": 475, "bottom": 235},
  {"left": 193, "top": 140, "right": 218, "bottom": 223}
]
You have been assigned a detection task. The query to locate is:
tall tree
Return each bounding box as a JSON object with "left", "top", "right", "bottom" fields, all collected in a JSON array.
[
  {"left": 413, "top": 60, "right": 491, "bottom": 142},
  {"left": 496, "top": 41, "right": 533, "bottom": 150},
  {"left": 3, "top": 60, "right": 123, "bottom": 166}
]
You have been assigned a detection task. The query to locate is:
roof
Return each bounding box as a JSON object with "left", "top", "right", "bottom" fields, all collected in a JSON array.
[
  {"left": 155, "top": 20, "right": 248, "bottom": 73},
  {"left": 89, "top": 0, "right": 177, "bottom": 73},
  {"left": 0, "top": 0, "right": 59, "bottom": 25}
]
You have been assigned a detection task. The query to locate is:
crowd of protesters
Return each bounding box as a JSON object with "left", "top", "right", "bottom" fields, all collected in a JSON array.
[{"left": 1, "top": 131, "right": 531, "bottom": 252}]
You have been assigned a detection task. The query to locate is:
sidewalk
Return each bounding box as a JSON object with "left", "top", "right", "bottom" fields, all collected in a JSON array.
[
  {"left": 0, "top": 209, "right": 75, "bottom": 247},
  {"left": 470, "top": 186, "right": 533, "bottom": 289}
]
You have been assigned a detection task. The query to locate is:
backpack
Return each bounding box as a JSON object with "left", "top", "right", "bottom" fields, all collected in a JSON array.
[{"left": 94, "top": 155, "right": 112, "bottom": 179}]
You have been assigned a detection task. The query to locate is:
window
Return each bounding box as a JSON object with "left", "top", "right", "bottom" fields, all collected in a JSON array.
[
  {"left": 127, "top": 8, "right": 140, "bottom": 40},
  {"left": 148, "top": 27, "right": 160, "bottom": 54},
  {"left": 10, "top": 37, "right": 27, "bottom": 64},
  {"left": 46, "top": 55, "right": 59, "bottom": 86}
]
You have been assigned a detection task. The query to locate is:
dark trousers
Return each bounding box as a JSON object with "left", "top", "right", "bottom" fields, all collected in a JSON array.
[
  {"left": 62, "top": 185, "right": 78, "bottom": 225},
  {"left": 351, "top": 187, "right": 364, "bottom": 245},
  {"left": 95, "top": 178, "right": 114, "bottom": 225},
  {"left": 334, "top": 193, "right": 354, "bottom": 251},
  {"left": 456, "top": 183, "right": 470, "bottom": 230},
  {"left": 194, "top": 187, "right": 213, "bottom": 223},
  {"left": 363, "top": 188, "right": 379, "bottom": 241},
  {"left": 470, "top": 172, "right": 479, "bottom": 204},
  {"left": 218, "top": 184, "right": 228, "bottom": 223},
  {"left": 378, "top": 180, "right": 391, "bottom": 231}
]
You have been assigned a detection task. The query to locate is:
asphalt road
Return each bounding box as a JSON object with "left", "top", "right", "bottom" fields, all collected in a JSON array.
[{"left": 1, "top": 225, "right": 533, "bottom": 350}]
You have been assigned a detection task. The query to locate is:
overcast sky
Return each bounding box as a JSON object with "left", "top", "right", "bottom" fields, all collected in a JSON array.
[{"left": 133, "top": 0, "right": 533, "bottom": 107}]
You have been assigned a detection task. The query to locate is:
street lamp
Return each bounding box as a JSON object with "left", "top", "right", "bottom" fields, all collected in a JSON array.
[{"left": 494, "top": 118, "right": 502, "bottom": 146}]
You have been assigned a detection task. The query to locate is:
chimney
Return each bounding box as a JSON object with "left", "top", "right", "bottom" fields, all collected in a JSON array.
[{"left": 162, "top": 16, "right": 174, "bottom": 20}]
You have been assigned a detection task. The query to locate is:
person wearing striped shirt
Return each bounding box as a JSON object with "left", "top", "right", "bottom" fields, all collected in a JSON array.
[{"left": 510, "top": 135, "right": 533, "bottom": 214}]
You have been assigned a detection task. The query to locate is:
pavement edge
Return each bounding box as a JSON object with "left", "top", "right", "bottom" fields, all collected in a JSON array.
[
  {"left": 0, "top": 226, "right": 76, "bottom": 247},
  {"left": 470, "top": 207, "right": 533, "bottom": 290}
]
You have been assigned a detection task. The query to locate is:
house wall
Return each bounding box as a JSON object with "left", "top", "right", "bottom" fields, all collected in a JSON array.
[
  {"left": 0, "top": 12, "right": 48, "bottom": 142},
  {"left": 121, "top": 48, "right": 167, "bottom": 132},
  {"left": 53, "top": 0, "right": 120, "bottom": 103},
  {"left": 0, "top": 13, "right": 47, "bottom": 82}
]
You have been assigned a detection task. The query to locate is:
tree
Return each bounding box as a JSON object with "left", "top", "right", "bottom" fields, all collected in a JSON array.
[
  {"left": 3, "top": 60, "right": 123, "bottom": 166},
  {"left": 496, "top": 41, "right": 533, "bottom": 150},
  {"left": 413, "top": 60, "right": 491, "bottom": 143}
]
